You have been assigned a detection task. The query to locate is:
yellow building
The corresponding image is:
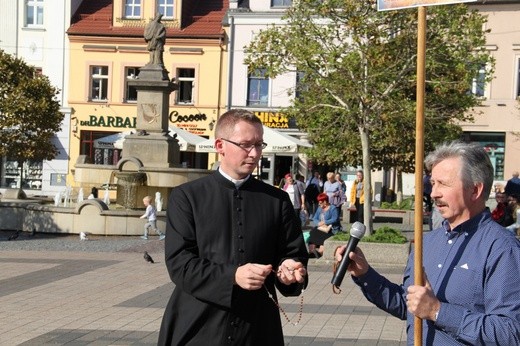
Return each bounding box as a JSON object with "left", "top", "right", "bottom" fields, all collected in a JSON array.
[{"left": 66, "top": 0, "right": 227, "bottom": 184}]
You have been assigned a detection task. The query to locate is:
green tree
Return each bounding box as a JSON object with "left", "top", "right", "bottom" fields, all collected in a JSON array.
[
  {"left": 245, "top": 0, "right": 493, "bottom": 233},
  {"left": 0, "top": 49, "right": 63, "bottom": 189}
]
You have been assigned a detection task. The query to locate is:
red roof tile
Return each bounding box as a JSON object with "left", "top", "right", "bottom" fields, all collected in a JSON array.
[{"left": 67, "top": 0, "right": 227, "bottom": 39}]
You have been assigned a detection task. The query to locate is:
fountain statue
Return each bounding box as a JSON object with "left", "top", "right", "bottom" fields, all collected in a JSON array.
[
  {"left": 63, "top": 185, "right": 72, "bottom": 207},
  {"left": 77, "top": 188, "right": 84, "bottom": 203},
  {"left": 103, "top": 184, "right": 110, "bottom": 206},
  {"left": 155, "top": 191, "right": 163, "bottom": 212},
  {"left": 54, "top": 192, "right": 61, "bottom": 207}
]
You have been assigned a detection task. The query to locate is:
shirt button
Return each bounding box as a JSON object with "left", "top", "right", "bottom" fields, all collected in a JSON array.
[
  {"left": 448, "top": 240, "right": 453, "bottom": 244},
  {"left": 363, "top": 282, "right": 368, "bottom": 287},
  {"left": 239, "top": 248, "right": 244, "bottom": 253},
  {"left": 438, "top": 264, "right": 442, "bottom": 268},
  {"left": 238, "top": 222, "right": 242, "bottom": 226},
  {"left": 464, "top": 232, "right": 468, "bottom": 236},
  {"left": 238, "top": 235, "right": 243, "bottom": 239}
]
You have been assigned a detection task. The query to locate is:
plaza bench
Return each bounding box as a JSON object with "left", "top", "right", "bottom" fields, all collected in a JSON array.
[{"left": 342, "top": 205, "right": 427, "bottom": 226}]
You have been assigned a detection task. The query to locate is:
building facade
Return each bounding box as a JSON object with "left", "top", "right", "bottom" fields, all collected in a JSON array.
[
  {"left": 464, "top": 0, "right": 520, "bottom": 185},
  {"left": 225, "top": 0, "right": 311, "bottom": 186},
  {"left": 226, "top": 0, "right": 520, "bottom": 194},
  {"left": 0, "top": 0, "right": 79, "bottom": 194},
  {"left": 1, "top": 0, "right": 519, "bottom": 197},
  {"left": 65, "top": 0, "right": 228, "bottom": 186}
]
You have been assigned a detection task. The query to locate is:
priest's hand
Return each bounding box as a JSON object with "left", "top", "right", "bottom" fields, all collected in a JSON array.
[
  {"left": 235, "top": 263, "right": 272, "bottom": 290},
  {"left": 276, "top": 259, "right": 306, "bottom": 285}
]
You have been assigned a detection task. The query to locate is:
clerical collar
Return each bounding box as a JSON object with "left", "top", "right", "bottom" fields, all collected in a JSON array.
[{"left": 218, "top": 168, "right": 250, "bottom": 188}]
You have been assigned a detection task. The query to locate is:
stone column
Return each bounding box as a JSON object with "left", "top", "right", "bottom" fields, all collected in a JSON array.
[{"left": 124, "top": 66, "right": 179, "bottom": 168}]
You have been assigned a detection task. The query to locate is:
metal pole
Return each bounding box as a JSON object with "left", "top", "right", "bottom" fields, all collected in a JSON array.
[{"left": 414, "top": 6, "right": 427, "bottom": 346}]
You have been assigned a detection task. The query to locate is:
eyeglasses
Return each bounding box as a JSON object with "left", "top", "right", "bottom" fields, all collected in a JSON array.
[{"left": 220, "top": 138, "right": 267, "bottom": 152}]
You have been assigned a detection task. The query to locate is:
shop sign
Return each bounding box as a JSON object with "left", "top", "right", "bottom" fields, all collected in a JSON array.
[
  {"left": 254, "top": 111, "right": 295, "bottom": 129},
  {"left": 169, "top": 110, "right": 212, "bottom": 135},
  {"left": 169, "top": 110, "right": 207, "bottom": 123},
  {"left": 81, "top": 115, "right": 136, "bottom": 128}
]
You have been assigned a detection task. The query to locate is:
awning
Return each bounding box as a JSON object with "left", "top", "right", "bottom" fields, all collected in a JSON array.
[
  {"left": 94, "top": 131, "right": 133, "bottom": 149},
  {"left": 93, "top": 126, "right": 206, "bottom": 152},
  {"left": 168, "top": 126, "right": 206, "bottom": 152},
  {"left": 195, "top": 126, "right": 312, "bottom": 153}
]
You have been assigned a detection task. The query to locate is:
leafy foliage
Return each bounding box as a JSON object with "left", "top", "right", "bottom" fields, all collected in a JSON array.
[
  {"left": 0, "top": 50, "right": 63, "bottom": 163},
  {"left": 331, "top": 226, "right": 408, "bottom": 244},
  {"left": 245, "top": 0, "right": 493, "bottom": 233},
  {"left": 245, "top": 0, "right": 493, "bottom": 170},
  {"left": 380, "top": 197, "right": 414, "bottom": 210}
]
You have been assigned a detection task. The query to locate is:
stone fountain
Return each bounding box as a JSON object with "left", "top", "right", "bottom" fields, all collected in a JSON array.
[
  {"left": 74, "top": 22, "right": 212, "bottom": 211},
  {"left": 0, "top": 19, "right": 212, "bottom": 235}
]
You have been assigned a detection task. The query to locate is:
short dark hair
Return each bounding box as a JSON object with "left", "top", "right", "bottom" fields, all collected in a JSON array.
[{"left": 215, "top": 109, "right": 262, "bottom": 139}]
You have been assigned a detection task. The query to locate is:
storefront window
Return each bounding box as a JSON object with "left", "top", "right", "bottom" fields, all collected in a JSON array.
[
  {"left": 462, "top": 132, "right": 505, "bottom": 180},
  {"left": 1, "top": 158, "right": 43, "bottom": 189},
  {"left": 80, "top": 130, "right": 121, "bottom": 165}
]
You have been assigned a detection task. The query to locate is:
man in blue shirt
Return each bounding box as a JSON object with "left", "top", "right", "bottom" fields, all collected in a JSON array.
[{"left": 337, "top": 141, "right": 520, "bottom": 345}]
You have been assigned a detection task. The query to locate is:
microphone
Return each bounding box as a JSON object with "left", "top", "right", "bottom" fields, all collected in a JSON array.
[{"left": 331, "top": 221, "right": 366, "bottom": 288}]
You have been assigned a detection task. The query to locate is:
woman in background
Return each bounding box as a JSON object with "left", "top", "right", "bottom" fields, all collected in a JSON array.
[{"left": 307, "top": 193, "right": 341, "bottom": 258}]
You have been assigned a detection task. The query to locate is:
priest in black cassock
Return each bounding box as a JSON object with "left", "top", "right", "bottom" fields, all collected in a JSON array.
[{"left": 158, "top": 109, "right": 309, "bottom": 345}]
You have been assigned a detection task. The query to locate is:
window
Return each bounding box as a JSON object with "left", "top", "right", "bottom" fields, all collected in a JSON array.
[
  {"left": 462, "top": 132, "right": 505, "bottom": 180},
  {"left": 471, "top": 64, "right": 486, "bottom": 97},
  {"left": 157, "top": 0, "right": 174, "bottom": 19},
  {"left": 176, "top": 68, "right": 195, "bottom": 104},
  {"left": 80, "top": 131, "right": 121, "bottom": 165},
  {"left": 272, "top": 0, "right": 292, "bottom": 7},
  {"left": 125, "top": 67, "right": 140, "bottom": 102},
  {"left": 26, "top": 0, "right": 44, "bottom": 26},
  {"left": 90, "top": 66, "right": 109, "bottom": 101},
  {"left": 517, "top": 58, "right": 520, "bottom": 98},
  {"left": 247, "top": 68, "right": 269, "bottom": 106},
  {"left": 124, "top": 0, "right": 141, "bottom": 19},
  {"left": 295, "top": 71, "right": 306, "bottom": 102}
]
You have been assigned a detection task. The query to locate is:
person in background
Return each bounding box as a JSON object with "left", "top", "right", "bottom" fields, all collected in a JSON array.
[
  {"left": 158, "top": 109, "right": 308, "bottom": 345},
  {"left": 307, "top": 171, "right": 323, "bottom": 191},
  {"left": 504, "top": 171, "right": 520, "bottom": 197},
  {"left": 336, "top": 141, "right": 520, "bottom": 345},
  {"left": 282, "top": 173, "right": 306, "bottom": 220},
  {"left": 323, "top": 172, "right": 341, "bottom": 205},
  {"left": 505, "top": 193, "right": 520, "bottom": 235},
  {"left": 349, "top": 170, "right": 365, "bottom": 223},
  {"left": 307, "top": 193, "right": 341, "bottom": 259},
  {"left": 335, "top": 173, "right": 347, "bottom": 194},
  {"left": 305, "top": 171, "right": 322, "bottom": 218},
  {"left": 140, "top": 195, "right": 165, "bottom": 240},
  {"left": 423, "top": 169, "right": 433, "bottom": 212},
  {"left": 491, "top": 191, "right": 513, "bottom": 227}
]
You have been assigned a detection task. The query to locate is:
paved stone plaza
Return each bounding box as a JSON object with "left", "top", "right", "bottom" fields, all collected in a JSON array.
[{"left": 0, "top": 231, "right": 406, "bottom": 345}]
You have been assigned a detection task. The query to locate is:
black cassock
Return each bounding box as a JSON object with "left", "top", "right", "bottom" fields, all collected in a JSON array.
[{"left": 158, "top": 172, "right": 308, "bottom": 345}]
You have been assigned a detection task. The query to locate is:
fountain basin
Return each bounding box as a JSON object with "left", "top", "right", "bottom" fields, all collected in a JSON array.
[{"left": 0, "top": 199, "right": 166, "bottom": 236}]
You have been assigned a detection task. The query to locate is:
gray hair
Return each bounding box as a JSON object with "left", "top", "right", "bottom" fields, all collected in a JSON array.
[{"left": 424, "top": 141, "right": 493, "bottom": 200}]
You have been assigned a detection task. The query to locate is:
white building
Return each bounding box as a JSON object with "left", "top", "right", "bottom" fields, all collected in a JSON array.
[
  {"left": 224, "top": 0, "right": 312, "bottom": 186},
  {"left": 225, "top": 0, "right": 520, "bottom": 197},
  {"left": 0, "top": 0, "right": 81, "bottom": 195}
]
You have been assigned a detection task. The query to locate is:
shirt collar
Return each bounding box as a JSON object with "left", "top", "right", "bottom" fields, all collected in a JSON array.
[
  {"left": 218, "top": 168, "right": 250, "bottom": 188},
  {"left": 444, "top": 208, "right": 490, "bottom": 239}
]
